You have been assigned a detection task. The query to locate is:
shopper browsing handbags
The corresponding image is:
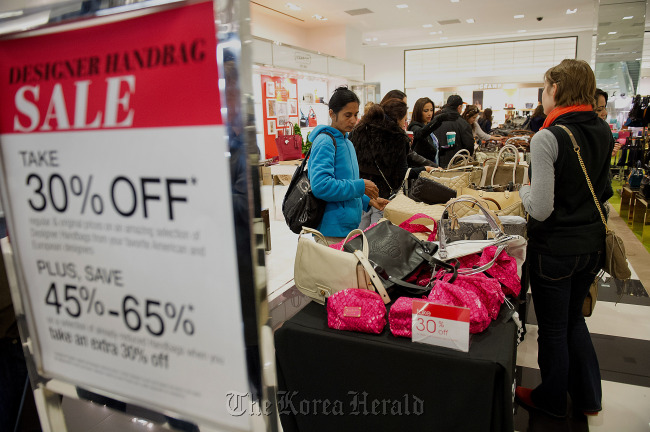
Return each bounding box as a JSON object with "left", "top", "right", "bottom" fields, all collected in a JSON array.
[
  {"left": 516, "top": 59, "right": 613, "bottom": 418},
  {"left": 433, "top": 95, "right": 475, "bottom": 167},
  {"left": 408, "top": 97, "right": 447, "bottom": 166},
  {"left": 351, "top": 98, "right": 434, "bottom": 229},
  {"left": 307, "top": 86, "right": 383, "bottom": 244},
  {"left": 462, "top": 104, "right": 499, "bottom": 142}
]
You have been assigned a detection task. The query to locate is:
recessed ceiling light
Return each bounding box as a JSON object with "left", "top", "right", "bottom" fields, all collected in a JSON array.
[
  {"left": 380, "top": 42, "right": 388, "bottom": 46},
  {"left": 566, "top": 8, "right": 577, "bottom": 14},
  {"left": 608, "top": 31, "right": 617, "bottom": 34},
  {"left": 450, "top": 0, "right": 460, "bottom": 3},
  {"left": 430, "top": 31, "right": 443, "bottom": 35},
  {"left": 466, "top": 18, "right": 475, "bottom": 23},
  {"left": 623, "top": 16, "right": 634, "bottom": 19},
  {"left": 422, "top": 24, "right": 433, "bottom": 28},
  {"left": 285, "top": 2, "right": 301, "bottom": 10},
  {"left": 599, "top": 42, "right": 606, "bottom": 45},
  {"left": 312, "top": 14, "right": 328, "bottom": 20},
  {"left": 396, "top": 4, "right": 408, "bottom": 8},
  {"left": 518, "top": 30, "right": 526, "bottom": 33},
  {"left": 514, "top": 15, "right": 524, "bottom": 19},
  {"left": 440, "top": 36, "right": 448, "bottom": 40}
]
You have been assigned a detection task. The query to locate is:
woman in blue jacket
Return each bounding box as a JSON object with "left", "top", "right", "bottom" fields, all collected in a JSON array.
[{"left": 308, "top": 87, "right": 384, "bottom": 243}]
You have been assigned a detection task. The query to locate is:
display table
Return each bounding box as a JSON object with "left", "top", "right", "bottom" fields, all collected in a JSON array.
[
  {"left": 275, "top": 301, "right": 517, "bottom": 432},
  {"left": 620, "top": 186, "right": 636, "bottom": 223},
  {"left": 632, "top": 195, "right": 649, "bottom": 241}
]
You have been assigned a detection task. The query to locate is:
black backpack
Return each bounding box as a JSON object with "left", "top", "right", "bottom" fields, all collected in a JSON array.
[{"left": 282, "top": 132, "right": 336, "bottom": 234}]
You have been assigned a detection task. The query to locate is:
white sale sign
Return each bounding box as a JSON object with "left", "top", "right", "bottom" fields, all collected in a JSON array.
[{"left": 411, "top": 299, "right": 470, "bottom": 352}]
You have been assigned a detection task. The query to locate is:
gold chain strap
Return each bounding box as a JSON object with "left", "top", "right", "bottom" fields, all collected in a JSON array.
[{"left": 556, "top": 125, "right": 608, "bottom": 230}]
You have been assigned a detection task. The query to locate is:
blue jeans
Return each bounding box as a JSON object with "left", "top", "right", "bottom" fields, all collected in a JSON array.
[{"left": 528, "top": 249, "right": 603, "bottom": 416}]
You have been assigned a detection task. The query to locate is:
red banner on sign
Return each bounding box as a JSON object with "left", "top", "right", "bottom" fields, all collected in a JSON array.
[
  {"left": 413, "top": 300, "right": 470, "bottom": 322},
  {"left": 0, "top": 1, "right": 222, "bottom": 133}
]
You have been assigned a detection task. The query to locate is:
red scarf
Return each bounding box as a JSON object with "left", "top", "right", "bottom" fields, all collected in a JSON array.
[{"left": 540, "top": 104, "right": 593, "bottom": 130}]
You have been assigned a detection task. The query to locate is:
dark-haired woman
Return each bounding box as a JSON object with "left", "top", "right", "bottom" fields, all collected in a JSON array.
[
  {"left": 529, "top": 104, "right": 546, "bottom": 132},
  {"left": 408, "top": 97, "right": 446, "bottom": 166},
  {"left": 477, "top": 108, "right": 493, "bottom": 134},
  {"left": 308, "top": 87, "right": 383, "bottom": 243},
  {"left": 351, "top": 98, "right": 434, "bottom": 228}
]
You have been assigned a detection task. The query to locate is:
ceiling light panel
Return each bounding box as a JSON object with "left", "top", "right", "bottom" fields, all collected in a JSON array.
[
  {"left": 514, "top": 14, "right": 524, "bottom": 19},
  {"left": 466, "top": 18, "right": 475, "bottom": 24},
  {"left": 566, "top": 8, "right": 577, "bottom": 14},
  {"left": 344, "top": 8, "right": 373, "bottom": 16},
  {"left": 396, "top": 4, "right": 408, "bottom": 8},
  {"left": 285, "top": 3, "right": 301, "bottom": 10}
]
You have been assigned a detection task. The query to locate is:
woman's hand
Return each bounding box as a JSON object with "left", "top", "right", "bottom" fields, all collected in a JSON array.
[
  {"left": 370, "top": 197, "right": 390, "bottom": 211},
  {"left": 364, "top": 179, "right": 379, "bottom": 200},
  {"left": 424, "top": 166, "right": 434, "bottom": 173}
]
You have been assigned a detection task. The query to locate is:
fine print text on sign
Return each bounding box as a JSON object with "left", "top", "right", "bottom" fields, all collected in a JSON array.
[
  {"left": 411, "top": 300, "right": 470, "bottom": 352},
  {"left": 0, "top": 2, "right": 251, "bottom": 429}
]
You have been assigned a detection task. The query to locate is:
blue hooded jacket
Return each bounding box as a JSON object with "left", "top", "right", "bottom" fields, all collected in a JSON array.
[{"left": 307, "top": 125, "right": 370, "bottom": 237}]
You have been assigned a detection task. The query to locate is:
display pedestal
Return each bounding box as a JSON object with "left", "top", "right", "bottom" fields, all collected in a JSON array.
[{"left": 275, "top": 301, "right": 517, "bottom": 432}]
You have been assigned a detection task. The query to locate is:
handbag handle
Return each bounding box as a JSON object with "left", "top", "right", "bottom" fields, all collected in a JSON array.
[
  {"left": 399, "top": 213, "right": 438, "bottom": 241},
  {"left": 282, "top": 121, "right": 294, "bottom": 134},
  {"left": 556, "top": 125, "right": 608, "bottom": 229},
  {"left": 490, "top": 144, "right": 519, "bottom": 187},
  {"left": 438, "top": 197, "right": 507, "bottom": 259},
  {"left": 447, "top": 149, "right": 472, "bottom": 169}
]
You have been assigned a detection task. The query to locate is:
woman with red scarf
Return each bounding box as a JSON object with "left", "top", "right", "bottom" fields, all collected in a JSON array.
[{"left": 516, "top": 59, "right": 613, "bottom": 418}]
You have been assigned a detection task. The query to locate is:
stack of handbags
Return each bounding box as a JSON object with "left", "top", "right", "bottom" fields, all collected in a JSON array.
[
  {"left": 455, "top": 188, "right": 525, "bottom": 217},
  {"left": 294, "top": 228, "right": 391, "bottom": 305}
]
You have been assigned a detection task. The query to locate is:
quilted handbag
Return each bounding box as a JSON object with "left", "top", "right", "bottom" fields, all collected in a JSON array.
[
  {"left": 428, "top": 280, "right": 491, "bottom": 334},
  {"left": 275, "top": 121, "right": 303, "bottom": 161},
  {"left": 408, "top": 174, "right": 457, "bottom": 205},
  {"left": 440, "top": 214, "right": 527, "bottom": 242},
  {"left": 438, "top": 272, "right": 504, "bottom": 320},
  {"left": 388, "top": 296, "right": 416, "bottom": 338},
  {"left": 435, "top": 197, "right": 526, "bottom": 266},
  {"left": 294, "top": 228, "right": 390, "bottom": 305},
  {"left": 457, "top": 188, "right": 525, "bottom": 217},
  {"left": 479, "top": 144, "right": 529, "bottom": 188},
  {"left": 383, "top": 192, "right": 446, "bottom": 227},
  {"left": 456, "top": 246, "right": 521, "bottom": 297},
  {"left": 327, "top": 289, "right": 387, "bottom": 334}
]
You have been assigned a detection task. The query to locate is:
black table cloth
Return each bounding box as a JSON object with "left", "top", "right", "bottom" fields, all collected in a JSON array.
[{"left": 275, "top": 301, "right": 517, "bottom": 432}]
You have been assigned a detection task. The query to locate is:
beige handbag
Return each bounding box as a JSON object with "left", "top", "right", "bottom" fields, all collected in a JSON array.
[
  {"left": 294, "top": 228, "right": 390, "bottom": 305},
  {"left": 457, "top": 188, "right": 525, "bottom": 217},
  {"left": 383, "top": 192, "right": 446, "bottom": 227},
  {"left": 479, "top": 144, "right": 529, "bottom": 187}
]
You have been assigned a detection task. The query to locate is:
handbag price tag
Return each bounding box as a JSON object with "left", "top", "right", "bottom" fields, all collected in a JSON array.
[{"left": 411, "top": 300, "right": 470, "bottom": 352}]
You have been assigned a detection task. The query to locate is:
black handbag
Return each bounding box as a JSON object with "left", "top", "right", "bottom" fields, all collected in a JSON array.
[
  {"left": 342, "top": 220, "right": 455, "bottom": 294},
  {"left": 408, "top": 175, "right": 457, "bottom": 204},
  {"left": 282, "top": 132, "right": 335, "bottom": 234},
  {"left": 300, "top": 110, "right": 308, "bottom": 128}
]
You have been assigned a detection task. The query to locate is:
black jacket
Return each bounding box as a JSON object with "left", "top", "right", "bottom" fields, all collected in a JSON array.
[
  {"left": 528, "top": 111, "right": 614, "bottom": 255},
  {"left": 407, "top": 113, "right": 451, "bottom": 166},
  {"left": 433, "top": 107, "right": 474, "bottom": 167},
  {"left": 351, "top": 119, "right": 425, "bottom": 200}
]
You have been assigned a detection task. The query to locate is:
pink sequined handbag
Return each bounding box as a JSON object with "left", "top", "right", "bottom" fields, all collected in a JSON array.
[
  {"left": 388, "top": 296, "right": 416, "bottom": 338},
  {"left": 439, "top": 273, "right": 504, "bottom": 320},
  {"left": 428, "top": 280, "right": 491, "bottom": 334},
  {"left": 479, "top": 246, "right": 521, "bottom": 297},
  {"left": 327, "top": 289, "right": 387, "bottom": 334}
]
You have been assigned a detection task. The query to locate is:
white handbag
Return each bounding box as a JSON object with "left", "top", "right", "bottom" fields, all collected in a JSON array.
[
  {"left": 434, "top": 197, "right": 527, "bottom": 277},
  {"left": 294, "top": 228, "right": 390, "bottom": 305}
]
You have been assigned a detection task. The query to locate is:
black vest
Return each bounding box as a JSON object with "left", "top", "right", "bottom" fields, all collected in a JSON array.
[{"left": 527, "top": 111, "right": 613, "bottom": 255}]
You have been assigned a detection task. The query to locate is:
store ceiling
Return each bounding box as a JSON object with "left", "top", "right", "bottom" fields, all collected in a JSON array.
[{"left": 251, "top": 0, "right": 616, "bottom": 48}]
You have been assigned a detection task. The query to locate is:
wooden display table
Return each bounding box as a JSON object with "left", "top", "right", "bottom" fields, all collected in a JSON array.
[
  {"left": 632, "top": 196, "right": 649, "bottom": 241},
  {"left": 620, "top": 187, "right": 636, "bottom": 223}
]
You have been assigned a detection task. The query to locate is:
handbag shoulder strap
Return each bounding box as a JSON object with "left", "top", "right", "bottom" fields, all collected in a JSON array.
[
  {"left": 491, "top": 144, "right": 519, "bottom": 186},
  {"left": 353, "top": 250, "right": 391, "bottom": 304},
  {"left": 556, "top": 125, "right": 608, "bottom": 230}
]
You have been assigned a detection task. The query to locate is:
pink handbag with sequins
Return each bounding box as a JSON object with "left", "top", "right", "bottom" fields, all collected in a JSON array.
[
  {"left": 388, "top": 296, "right": 416, "bottom": 338},
  {"left": 327, "top": 289, "right": 387, "bottom": 334},
  {"left": 428, "top": 280, "right": 491, "bottom": 334}
]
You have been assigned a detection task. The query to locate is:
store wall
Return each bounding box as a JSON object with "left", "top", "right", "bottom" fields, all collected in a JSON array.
[
  {"left": 362, "top": 30, "right": 593, "bottom": 95},
  {"left": 250, "top": 8, "right": 361, "bottom": 60}
]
